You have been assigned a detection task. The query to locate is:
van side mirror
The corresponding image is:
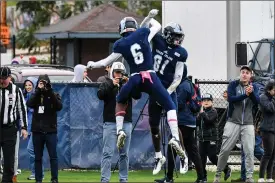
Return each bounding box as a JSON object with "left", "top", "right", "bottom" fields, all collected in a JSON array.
[{"left": 235, "top": 42, "right": 248, "bottom": 66}]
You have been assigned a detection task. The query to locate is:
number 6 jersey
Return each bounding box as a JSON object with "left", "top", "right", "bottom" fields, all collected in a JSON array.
[
  {"left": 151, "top": 33, "right": 188, "bottom": 89},
  {"left": 112, "top": 27, "right": 154, "bottom": 74}
]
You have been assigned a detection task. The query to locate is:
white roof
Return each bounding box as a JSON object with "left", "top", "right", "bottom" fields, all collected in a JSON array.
[{"left": 21, "top": 68, "right": 74, "bottom": 76}]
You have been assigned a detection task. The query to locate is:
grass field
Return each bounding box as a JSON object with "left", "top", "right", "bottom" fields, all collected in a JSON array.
[{"left": 16, "top": 169, "right": 261, "bottom": 182}]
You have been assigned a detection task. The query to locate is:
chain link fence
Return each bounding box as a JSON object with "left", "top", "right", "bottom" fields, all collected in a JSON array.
[{"left": 195, "top": 79, "right": 261, "bottom": 171}]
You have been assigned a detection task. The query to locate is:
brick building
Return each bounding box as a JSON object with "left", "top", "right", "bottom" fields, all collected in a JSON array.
[{"left": 34, "top": 3, "right": 143, "bottom": 81}]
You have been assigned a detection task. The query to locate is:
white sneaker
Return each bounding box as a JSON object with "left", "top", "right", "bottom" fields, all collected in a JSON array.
[
  {"left": 152, "top": 156, "right": 166, "bottom": 175},
  {"left": 266, "top": 179, "right": 274, "bottom": 183},
  {"left": 168, "top": 137, "right": 185, "bottom": 158},
  {"left": 258, "top": 178, "right": 266, "bottom": 183},
  {"left": 116, "top": 130, "right": 126, "bottom": 149},
  {"left": 179, "top": 157, "right": 188, "bottom": 174}
]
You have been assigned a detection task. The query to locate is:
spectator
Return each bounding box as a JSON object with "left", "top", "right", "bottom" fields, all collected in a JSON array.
[
  {"left": 97, "top": 62, "right": 133, "bottom": 183},
  {"left": 231, "top": 127, "right": 264, "bottom": 182},
  {"left": 72, "top": 64, "right": 89, "bottom": 83},
  {"left": 97, "top": 65, "right": 111, "bottom": 82},
  {"left": 197, "top": 93, "right": 231, "bottom": 182},
  {"left": 27, "top": 74, "right": 62, "bottom": 183},
  {"left": 0, "top": 67, "right": 28, "bottom": 183},
  {"left": 11, "top": 58, "right": 19, "bottom": 65},
  {"left": 29, "top": 56, "right": 37, "bottom": 64},
  {"left": 22, "top": 77, "right": 46, "bottom": 180},
  {"left": 214, "top": 66, "right": 259, "bottom": 183},
  {"left": 224, "top": 90, "right": 264, "bottom": 182},
  {"left": 156, "top": 66, "right": 205, "bottom": 183},
  {"left": 258, "top": 80, "right": 275, "bottom": 183}
]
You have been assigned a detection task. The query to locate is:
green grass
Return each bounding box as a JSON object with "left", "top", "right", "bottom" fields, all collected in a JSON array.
[{"left": 16, "top": 170, "right": 261, "bottom": 182}]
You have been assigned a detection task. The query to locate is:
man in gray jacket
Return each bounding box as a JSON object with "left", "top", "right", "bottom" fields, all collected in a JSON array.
[{"left": 213, "top": 66, "right": 260, "bottom": 183}]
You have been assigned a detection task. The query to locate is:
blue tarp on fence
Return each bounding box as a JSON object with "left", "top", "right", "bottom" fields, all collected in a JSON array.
[{"left": 17, "top": 83, "right": 170, "bottom": 170}]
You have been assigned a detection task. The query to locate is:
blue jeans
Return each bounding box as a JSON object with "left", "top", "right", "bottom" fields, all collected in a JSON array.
[
  {"left": 101, "top": 122, "right": 132, "bottom": 182},
  {"left": 27, "top": 134, "right": 45, "bottom": 177},
  {"left": 33, "top": 132, "right": 58, "bottom": 182},
  {"left": 241, "top": 135, "right": 264, "bottom": 180}
]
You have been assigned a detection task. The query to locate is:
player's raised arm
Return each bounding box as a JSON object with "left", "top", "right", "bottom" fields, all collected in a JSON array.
[
  {"left": 140, "top": 9, "right": 159, "bottom": 28},
  {"left": 87, "top": 53, "right": 122, "bottom": 69},
  {"left": 147, "top": 19, "right": 161, "bottom": 42},
  {"left": 147, "top": 14, "right": 161, "bottom": 42},
  {"left": 167, "top": 62, "right": 186, "bottom": 95}
]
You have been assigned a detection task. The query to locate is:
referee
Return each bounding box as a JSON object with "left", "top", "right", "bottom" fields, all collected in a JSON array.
[{"left": 0, "top": 67, "right": 28, "bottom": 182}]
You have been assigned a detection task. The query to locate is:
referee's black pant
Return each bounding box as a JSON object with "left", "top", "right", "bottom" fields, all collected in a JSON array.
[{"left": 0, "top": 124, "right": 17, "bottom": 183}]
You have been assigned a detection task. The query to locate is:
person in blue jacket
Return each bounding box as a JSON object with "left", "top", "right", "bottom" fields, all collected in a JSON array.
[
  {"left": 156, "top": 65, "right": 205, "bottom": 183},
  {"left": 214, "top": 66, "right": 260, "bottom": 183}
]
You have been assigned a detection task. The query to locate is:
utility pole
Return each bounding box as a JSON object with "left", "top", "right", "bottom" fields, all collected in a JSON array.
[
  {"left": 0, "top": 0, "right": 7, "bottom": 66},
  {"left": 0, "top": 0, "right": 7, "bottom": 26}
]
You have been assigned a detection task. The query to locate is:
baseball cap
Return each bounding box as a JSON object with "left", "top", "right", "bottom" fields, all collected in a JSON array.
[
  {"left": 201, "top": 93, "right": 213, "bottom": 101},
  {"left": 240, "top": 65, "right": 252, "bottom": 72},
  {"left": 0, "top": 67, "right": 11, "bottom": 79}
]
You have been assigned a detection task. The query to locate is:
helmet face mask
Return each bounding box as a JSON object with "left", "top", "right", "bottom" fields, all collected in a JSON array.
[
  {"left": 119, "top": 17, "right": 138, "bottom": 36},
  {"left": 163, "top": 22, "right": 185, "bottom": 46}
]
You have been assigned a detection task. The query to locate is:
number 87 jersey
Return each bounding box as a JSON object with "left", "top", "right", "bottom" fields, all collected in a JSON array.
[{"left": 152, "top": 33, "right": 188, "bottom": 88}]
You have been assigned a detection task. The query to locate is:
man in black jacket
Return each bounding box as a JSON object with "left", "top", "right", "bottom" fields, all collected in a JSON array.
[
  {"left": 27, "top": 74, "right": 62, "bottom": 183},
  {"left": 97, "top": 62, "right": 137, "bottom": 183}
]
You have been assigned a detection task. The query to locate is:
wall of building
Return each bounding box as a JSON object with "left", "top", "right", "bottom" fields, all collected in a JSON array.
[
  {"left": 81, "top": 38, "right": 117, "bottom": 81},
  {"left": 58, "top": 38, "right": 117, "bottom": 82},
  {"left": 162, "top": 1, "right": 228, "bottom": 80},
  {"left": 162, "top": 1, "right": 274, "bottom": 80}
]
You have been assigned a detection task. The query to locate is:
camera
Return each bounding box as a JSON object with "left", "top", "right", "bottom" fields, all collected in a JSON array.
[{"left": 118, "top": 76, "right": 128, "bottom": 86}]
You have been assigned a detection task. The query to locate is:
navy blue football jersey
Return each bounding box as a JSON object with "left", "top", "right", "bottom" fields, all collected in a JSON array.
[
  {"left": 152, "top": 33, "right": 188, "bottom": 88},
  {"left": 113, "top": 28, "right": 154, "bottom": 74}
]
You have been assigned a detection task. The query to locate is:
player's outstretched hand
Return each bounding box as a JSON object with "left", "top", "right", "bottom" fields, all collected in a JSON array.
[
  {"left": 148, "top": 9, "right": 158, "bottom": 18},
  {"left": 87, "top": 61, "right": 95, "bottom": 69}
]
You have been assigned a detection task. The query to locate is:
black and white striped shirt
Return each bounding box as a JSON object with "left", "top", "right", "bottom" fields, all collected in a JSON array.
[{"left": 0, "top": 83, "right": 28, "bottom": 129}]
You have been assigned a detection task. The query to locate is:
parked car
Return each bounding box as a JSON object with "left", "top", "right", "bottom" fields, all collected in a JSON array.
[{"left": 4, "top": 64, "right": 92, "bottom": 83}]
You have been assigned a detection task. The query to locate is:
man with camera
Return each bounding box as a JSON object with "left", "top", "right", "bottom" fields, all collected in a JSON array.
[
  {"left": 97, "top": 62, "right": 137, "bottom": 183},
  {"left": 26, "top": 74, "right": 62, "bottom": 183},
  {"left": 0, "top": 67, "right": 28, "bottom": 182}
]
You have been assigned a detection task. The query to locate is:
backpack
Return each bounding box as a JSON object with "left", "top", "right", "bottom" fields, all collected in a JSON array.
[{"left": 187, "top": 80, "right": 202, "bottom": 114}]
